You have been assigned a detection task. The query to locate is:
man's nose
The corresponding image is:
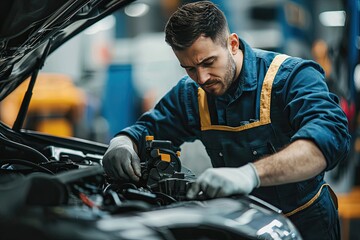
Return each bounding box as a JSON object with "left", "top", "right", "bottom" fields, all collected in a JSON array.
[{"left": 196, "top": 67, "right": 210, "bottom": 85}]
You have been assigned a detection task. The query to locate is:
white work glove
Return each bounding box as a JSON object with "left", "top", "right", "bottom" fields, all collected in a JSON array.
[
  {"left": 102, "top": 135, "right": 141, "bottom": 181},
  {"left": 186, "top": 163, "right": 260, "bottom": 199}
]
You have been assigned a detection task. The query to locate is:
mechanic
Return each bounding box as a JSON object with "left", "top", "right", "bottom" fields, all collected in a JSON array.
[{"left": 103, "top": 1, "right": 350, "bottom": 239}]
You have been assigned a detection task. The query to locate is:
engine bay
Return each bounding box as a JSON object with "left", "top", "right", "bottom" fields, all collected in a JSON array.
[{"left": 0, "top": 123, "right": 301, "bottom": 240}]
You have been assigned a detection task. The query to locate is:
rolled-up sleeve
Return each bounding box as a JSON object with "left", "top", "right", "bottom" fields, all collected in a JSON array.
[{"left": 282, "top": 61, "right": 351, "bottom": 171}]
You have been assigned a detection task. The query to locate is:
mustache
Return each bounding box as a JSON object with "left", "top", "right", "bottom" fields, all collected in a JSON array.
[{"left": 200, "top": 79, "right": 219, "bottom": 88}]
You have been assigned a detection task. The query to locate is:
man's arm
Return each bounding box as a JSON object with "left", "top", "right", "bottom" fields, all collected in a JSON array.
[
  {"left": 103, "top": 77, "right": 200, "bottom": 181},
  {"left": 119, "top": 77, "right": 200, "bottom": 160},
  {"left": 254, "top": 139, "right": 327, "bottom": 186},
  {"left": 187, "top": 60, "right": 350, "bottom": 199}
]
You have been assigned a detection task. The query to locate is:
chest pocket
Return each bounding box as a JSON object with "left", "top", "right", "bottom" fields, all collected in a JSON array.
[{"left": 202, "top": 124, "right": 280, "bottom": 167}]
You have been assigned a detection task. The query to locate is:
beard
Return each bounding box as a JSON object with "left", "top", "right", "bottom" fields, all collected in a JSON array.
[
  {"left": 223, "top": 51, "right": 237, "bottom": 93},
  {"left": 201, "top": 51, "right": 237, "bottom": 96}
]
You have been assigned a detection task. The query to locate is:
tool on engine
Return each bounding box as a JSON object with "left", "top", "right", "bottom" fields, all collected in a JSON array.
[
  {"left": 137, "top": 136, "right": 195, "bottom": 201},
  {"left": 108, "top": 136, "right": 195, "bottom": 203},
  {"left": 140, "top": 136, "right": 182, "bottom": 187}
]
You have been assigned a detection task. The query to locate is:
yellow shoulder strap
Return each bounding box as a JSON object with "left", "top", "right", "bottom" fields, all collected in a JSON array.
[{"left": 198, "top": 54, "right": 289, "bottom": 131}]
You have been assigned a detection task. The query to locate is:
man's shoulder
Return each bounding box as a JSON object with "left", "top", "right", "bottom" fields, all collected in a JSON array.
[
  {"left": 162, "top": 75, "right": 199, "bottom": 102},
  {"left": 253, "top": 48, "right": 277, "bottom": 58},
  {"left": 254, "top": 49, "right": 319, "bottom": 69},
  {"left": 174, "top": 75, "right": 199, "bottom": 92}
]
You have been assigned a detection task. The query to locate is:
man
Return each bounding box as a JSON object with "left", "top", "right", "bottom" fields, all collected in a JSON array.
[{"left": 103, "top": 1, "right": 350, "bottom": 239}]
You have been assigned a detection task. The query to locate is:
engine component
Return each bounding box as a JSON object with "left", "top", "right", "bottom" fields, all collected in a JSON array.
[{"left": 126, "top": 136, "right": 195, "bottom": 201}]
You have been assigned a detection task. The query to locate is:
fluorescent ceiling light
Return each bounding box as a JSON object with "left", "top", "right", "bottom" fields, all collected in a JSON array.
[
  {"left": 124, "top": 3, "right": 150, "bottom": 17},
  {"left": 319, "top": 11, "right": 346, "bottom": 27}
]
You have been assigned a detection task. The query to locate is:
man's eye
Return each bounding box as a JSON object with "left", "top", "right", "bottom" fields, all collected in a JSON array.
[{"left": 203, "top": 61, "right": 214, "bottom": 67}]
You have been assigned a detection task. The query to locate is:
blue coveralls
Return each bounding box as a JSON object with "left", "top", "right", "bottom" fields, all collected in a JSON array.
[{"left": 120, "top": 39, "right": 350, "bottom": 239}]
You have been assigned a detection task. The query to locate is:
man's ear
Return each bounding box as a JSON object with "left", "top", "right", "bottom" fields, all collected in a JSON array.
[{"left": 228, "top": 33, "right": 240, "bottom": 55}]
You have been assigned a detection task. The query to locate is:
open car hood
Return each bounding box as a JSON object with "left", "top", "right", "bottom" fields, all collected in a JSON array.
[{"left": 0, "top": 0, "right": 134, "bottom": 101}]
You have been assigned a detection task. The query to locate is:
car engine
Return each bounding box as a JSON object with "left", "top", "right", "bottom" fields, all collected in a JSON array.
[{"left": 0, "top": 126, "right": 302, "bottom": 240}]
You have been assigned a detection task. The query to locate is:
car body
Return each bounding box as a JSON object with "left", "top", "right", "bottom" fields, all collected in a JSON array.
[{"left": 0, "top": 0, "right": 302, "bottom": 239}]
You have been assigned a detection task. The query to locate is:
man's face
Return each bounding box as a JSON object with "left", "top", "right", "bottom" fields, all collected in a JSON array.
[{"left": 174, "top": 35, "right": 237, "bottom": 96}]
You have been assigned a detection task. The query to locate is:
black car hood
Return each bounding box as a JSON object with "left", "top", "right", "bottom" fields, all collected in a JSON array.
[{"left": 0, "top": 0, "right": 134, "bottom": 101}]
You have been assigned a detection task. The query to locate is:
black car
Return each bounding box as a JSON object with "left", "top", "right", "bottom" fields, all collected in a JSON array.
[{"left": 0, "top": 0, "right": 302, "bottom": 239}]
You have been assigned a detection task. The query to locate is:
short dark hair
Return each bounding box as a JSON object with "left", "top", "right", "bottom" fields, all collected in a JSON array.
[{"left": 165, "top": 1, "right": 229, "bottom": 51}]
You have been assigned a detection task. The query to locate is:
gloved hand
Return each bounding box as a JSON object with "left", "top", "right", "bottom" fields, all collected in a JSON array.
[
  {"left": 186, "top": 163, "right": 260, "bottom": 199},
  {"left": 102, "top": 135, "right": 141, "bottom": 181}
]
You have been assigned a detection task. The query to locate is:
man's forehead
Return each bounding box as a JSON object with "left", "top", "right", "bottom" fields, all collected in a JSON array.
[
  {"left": 175, "top": 50, "right": 216, "bottom": 68},
  {"left": 174, "top": 37, "right": 222, "bottom": 66}
]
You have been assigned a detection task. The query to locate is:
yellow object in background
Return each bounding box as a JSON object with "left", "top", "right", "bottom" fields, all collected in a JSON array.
[{"left": 0, "top": 73, "right": 86, "bottom": 137}]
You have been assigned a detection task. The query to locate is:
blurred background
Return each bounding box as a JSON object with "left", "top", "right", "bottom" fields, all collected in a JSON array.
[
  {"left": 1, "top": 0, "right": 359, "bottom": 182},
  {"left": 1, "top": 0, "right": 359, "bottom": 237}
]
